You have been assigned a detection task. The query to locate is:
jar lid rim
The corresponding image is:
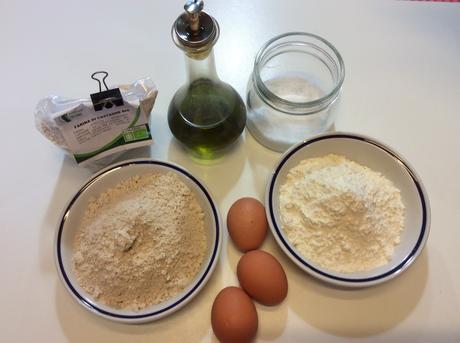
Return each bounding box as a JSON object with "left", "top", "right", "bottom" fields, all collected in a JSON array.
[{"left": 253, "top": 32, "right": 345, "bottom": 110}]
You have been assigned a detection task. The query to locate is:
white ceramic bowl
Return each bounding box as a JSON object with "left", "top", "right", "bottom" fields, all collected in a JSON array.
[
  {"left": 266, "top": 132, "right": 430, "bottom": 287},
  {"left": 55, "top": 159, "right": 222, "bottom": 323}
]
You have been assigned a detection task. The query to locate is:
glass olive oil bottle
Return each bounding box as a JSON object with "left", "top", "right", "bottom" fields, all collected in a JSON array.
[{"left": 168, "top": 0, "right": 246, "bottom": 159}]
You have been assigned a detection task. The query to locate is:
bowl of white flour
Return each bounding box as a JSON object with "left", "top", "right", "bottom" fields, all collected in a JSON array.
[
  {"left": 266, "top": 132, "right": 430, "bottom": 287},
  {"left": 55, "top": 159, "right": 222, "bottom": 323}
]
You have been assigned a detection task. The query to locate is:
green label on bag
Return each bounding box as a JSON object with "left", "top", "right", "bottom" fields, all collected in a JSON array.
[{"left": 123, "top": 126, "right": 150, "bottom": 142}]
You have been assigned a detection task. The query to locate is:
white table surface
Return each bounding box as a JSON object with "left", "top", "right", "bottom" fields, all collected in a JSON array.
[{"left": 1, "top": 0, "right": 459, "bottom": 341}]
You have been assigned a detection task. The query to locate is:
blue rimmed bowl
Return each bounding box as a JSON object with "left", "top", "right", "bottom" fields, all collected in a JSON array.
[
  {"left": 55, "top": 159, "right": 222, "bottom": 323},
  {"left": 266, "top": 132, "right": 430, "bottom": 287}
]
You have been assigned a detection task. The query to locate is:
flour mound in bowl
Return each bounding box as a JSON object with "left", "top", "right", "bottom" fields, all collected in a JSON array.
[
  {"left": 72, "top": 172, "right": 207, "bottom": 311},
  {"left": 279, "top": 154, "right": 405, "bottom": 273}
]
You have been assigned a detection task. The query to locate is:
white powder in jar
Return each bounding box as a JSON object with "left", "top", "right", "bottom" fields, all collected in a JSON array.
[
  {"left": 279, "top": 154, "right": 405, "bottom": 273},
  {"left": 73, "top": 172, "right": 207, "bottom": 311},
  {"left": 247, "top": 76, "right": 335, "bottom": 151}
]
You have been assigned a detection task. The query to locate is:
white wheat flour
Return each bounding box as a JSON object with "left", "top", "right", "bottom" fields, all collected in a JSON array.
[
  {"left": 72, "top": 172, "right": 207, "bottom": 311},
  {"left": 279, "top": 154, "right": 405, "bottom": 273}
]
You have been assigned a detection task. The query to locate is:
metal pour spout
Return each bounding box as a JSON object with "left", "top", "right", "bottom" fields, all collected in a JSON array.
[
  {"left": 172, "top": 0, "right": 219, "bottom": 58},
  {"left": 184, "top": 0, "right": 204, "bottom": 33}
]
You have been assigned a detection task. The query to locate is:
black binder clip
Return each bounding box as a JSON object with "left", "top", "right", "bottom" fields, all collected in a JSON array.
[{"left": 90, "top": 71, "right": 124, "bottom": 111}]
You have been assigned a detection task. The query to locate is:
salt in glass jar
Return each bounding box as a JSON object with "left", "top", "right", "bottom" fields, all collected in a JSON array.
[{"left": 246, "top": 32, "right": 345, "bottom": 152}]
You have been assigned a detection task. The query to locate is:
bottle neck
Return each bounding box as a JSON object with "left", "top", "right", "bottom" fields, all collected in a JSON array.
[{"left": 185, "top": 49, "right": 219, "bottom": 84}]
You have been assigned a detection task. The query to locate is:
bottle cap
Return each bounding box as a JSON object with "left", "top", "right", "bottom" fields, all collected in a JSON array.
[{"left": 172, "top": 0, "right": 219, "bottom": 56}]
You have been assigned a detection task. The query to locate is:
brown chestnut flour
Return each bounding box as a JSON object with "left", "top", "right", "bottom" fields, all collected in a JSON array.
[
  {"left": 73, "top": 172, "right": 207, "bottom": 311},
  {"left": 279, "top": 154, "right": 405, "bottom": 273}
]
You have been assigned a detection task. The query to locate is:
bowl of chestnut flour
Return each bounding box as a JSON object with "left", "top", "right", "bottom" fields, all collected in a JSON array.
[{"left": 55, "top": 159, "right": 222, "bottom": 323}]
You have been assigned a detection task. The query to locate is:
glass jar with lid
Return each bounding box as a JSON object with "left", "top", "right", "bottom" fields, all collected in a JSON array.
[{"left": 246, "top": 32, "right": 345, "bottom": 152}]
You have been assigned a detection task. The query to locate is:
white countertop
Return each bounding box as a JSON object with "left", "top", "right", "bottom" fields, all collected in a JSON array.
[{"left": 1, "top": 0, "right": 459, "bottom": 341}]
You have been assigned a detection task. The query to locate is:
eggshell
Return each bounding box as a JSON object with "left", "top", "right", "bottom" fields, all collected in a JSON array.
[
  {"left": 237, "top": 250, "right": 288, "bottom": 306},
  {"left": 211, "top": 287, "right": 258, "bottom": 343},
  {"left": 227, "top": 197, "right": 268, "bottom": 252}
]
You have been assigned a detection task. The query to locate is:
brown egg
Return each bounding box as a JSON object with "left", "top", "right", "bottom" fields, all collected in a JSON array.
[
  {"left": 211, "top": 286, "right": 258, "bottom": 343},
  {"left": 237, "top": 250, "right": 288, "bottom": 306},
  {"left": 227, "top": 197, "right": 268, "bottom": 252}
]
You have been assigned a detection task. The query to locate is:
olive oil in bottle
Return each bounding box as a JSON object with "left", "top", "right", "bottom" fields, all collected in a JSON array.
[
  {"left": 168, "top": 0, "right": 246, "bottom": 159},
  {"left": 168, "top": 79, "right": 246, "bottom": 159}
]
